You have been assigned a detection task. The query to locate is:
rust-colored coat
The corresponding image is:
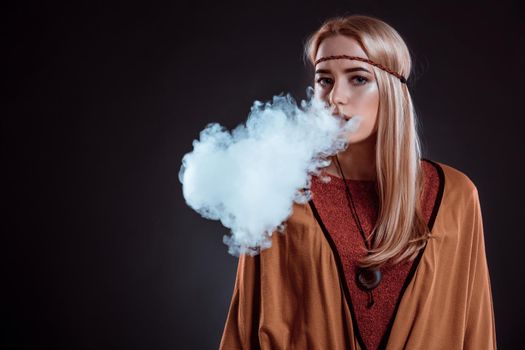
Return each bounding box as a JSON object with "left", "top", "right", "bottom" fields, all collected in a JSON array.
[{"left": 219, "top": 161, "right": 497, "bottom": 349}]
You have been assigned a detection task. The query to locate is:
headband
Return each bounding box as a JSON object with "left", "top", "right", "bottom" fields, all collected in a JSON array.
[{"left": 314, "top": 55, "right": 407, "bottom": 84}]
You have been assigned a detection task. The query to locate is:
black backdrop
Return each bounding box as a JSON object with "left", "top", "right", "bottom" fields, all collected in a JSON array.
[{"left": 5, "top": 1, "right": 524, "bottom": 349}]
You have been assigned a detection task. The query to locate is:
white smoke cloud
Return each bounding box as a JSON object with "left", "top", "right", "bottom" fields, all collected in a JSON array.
[{"left": 178, "top": 87, "right": 361, "bottom": 257}]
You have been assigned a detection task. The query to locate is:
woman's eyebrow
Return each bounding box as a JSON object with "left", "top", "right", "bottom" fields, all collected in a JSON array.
[{"left": 315, "top": 67, "right": 372, "bottom": 74}]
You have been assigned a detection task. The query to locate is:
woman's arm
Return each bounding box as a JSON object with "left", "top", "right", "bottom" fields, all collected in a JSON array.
[
  {"left": 463, "top": 187, "right": 497, "bottom": 349},
  {"left": 219, "top": 253, "right": 261, "bottom": 349}
]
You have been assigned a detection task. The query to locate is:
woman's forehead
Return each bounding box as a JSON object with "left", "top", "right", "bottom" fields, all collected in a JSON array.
[
  {"left": 314, "top": 63, "right": 373, "bottom": 76},
  {"left": 315, "top": 35, "right": 368, "bottom": 63}
]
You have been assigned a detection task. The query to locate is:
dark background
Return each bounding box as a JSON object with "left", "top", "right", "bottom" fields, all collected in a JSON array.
[{"left": 5, "top": 0, "right": 524, "bottom": 349}]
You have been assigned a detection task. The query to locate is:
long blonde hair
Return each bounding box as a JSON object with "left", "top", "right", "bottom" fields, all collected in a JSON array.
[{"left": 304, "top": 15, "right": 432, "bottom": 269}]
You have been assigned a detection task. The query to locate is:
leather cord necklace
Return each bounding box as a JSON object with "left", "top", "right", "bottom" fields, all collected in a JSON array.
[{"left": 334, "top": 154, "right": 382, "bottom": 309}]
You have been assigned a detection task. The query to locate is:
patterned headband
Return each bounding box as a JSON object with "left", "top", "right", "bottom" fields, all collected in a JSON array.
[{"left": 314, "top": 55, "right": 407, "bottom": 84}]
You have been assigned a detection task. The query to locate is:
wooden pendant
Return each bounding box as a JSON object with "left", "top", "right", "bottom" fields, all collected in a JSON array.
[{"left": 356, "top": 267, "right": 382, "bottom": 291}]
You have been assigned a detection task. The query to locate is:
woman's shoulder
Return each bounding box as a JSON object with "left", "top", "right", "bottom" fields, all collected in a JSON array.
[
  {"left": 422, "top": 158, "right": 479, "bottom": 199},
  {"left": 287, "top": 200, "right": 315, "bottom": 226}
]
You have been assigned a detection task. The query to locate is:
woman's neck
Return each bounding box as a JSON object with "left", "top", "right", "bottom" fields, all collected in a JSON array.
[{"left": 324, "top": 134, "right": 377, "bottom": 181}]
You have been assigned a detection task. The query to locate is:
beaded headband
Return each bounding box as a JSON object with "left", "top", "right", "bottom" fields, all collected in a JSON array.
[{"left": 314, "top": 55, "right": 407, "bottom": 84}]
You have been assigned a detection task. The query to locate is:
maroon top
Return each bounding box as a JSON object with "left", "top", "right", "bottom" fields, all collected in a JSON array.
[{"left": 310, "top": 159, "right": 440, "bottom": 350}]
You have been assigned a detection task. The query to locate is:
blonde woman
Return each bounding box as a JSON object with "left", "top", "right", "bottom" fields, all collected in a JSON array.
[{"left": 220, "top": 15, "right": 496, "bottom": 349}]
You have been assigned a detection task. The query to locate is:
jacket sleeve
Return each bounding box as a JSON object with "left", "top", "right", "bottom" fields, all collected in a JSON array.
[
  {"left": 219, "top": 252, "right": 261, "bottom": 349},
  {"left": 463, "top": 186, "right": 497, "bottom": 349}
]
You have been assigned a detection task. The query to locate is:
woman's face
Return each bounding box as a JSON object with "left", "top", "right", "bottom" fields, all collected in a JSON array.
[{"left": 314, "top": 35, "right": 380, "bottom": 145}]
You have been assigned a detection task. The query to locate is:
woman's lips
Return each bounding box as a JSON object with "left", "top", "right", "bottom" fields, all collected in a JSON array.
[
  {"left": 332, "top": 112, "right": 351, "bottom": 119},
  {"left": 332, "top": 112, "right": 353, "bottom": 123}
]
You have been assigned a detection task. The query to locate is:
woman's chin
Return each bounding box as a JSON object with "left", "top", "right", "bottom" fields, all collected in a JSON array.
[{"left": 346, "top": 132, "right": 377, "bottom": 146}]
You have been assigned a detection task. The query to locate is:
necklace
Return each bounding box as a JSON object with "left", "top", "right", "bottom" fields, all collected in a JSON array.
[{"left": 334, "top": 155, "right": 381, "bottom": 309}]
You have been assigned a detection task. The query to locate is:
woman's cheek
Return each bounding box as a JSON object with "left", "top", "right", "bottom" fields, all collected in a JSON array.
[
  {"left": 348, "top": 90, "right": 379, "bottom": 141},
  {"left": 358, "top": 86, "right": 380, "bottom": 129}
]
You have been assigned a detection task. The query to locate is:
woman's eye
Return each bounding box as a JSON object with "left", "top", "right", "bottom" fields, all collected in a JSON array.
[
  {"left": 352, "top": 76, "right": 368, "bottom": 85},
  {"left": 316, "top": 77, "right": 332, "bottom": 88}
]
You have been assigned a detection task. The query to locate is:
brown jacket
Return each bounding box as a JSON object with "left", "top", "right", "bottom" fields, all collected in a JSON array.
[{"left": 219, "top": 161, "right": 497, "bottom": 349}]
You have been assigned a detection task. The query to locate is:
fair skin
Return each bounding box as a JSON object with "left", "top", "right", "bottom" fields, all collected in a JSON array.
[{"left": 314, "top": 35, "right": 380, "bottom": 181}]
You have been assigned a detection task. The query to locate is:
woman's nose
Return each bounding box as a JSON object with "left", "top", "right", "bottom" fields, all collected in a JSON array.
[{"left": 329, "top": 80, "right": 350, "bottom": 106}]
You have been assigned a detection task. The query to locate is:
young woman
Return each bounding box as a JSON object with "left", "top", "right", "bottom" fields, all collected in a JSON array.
[{"left": 220, "top": 15, "right": 497, "bottom": 349}]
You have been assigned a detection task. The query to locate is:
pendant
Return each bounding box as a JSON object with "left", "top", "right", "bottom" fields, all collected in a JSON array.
[{"left": 356, "top": 267, "right": 382, "bottom": 291}]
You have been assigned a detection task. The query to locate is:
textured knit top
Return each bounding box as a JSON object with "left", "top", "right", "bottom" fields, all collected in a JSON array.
[{"left": 309, "top": 159, "right": 440, "bottom": 349}]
